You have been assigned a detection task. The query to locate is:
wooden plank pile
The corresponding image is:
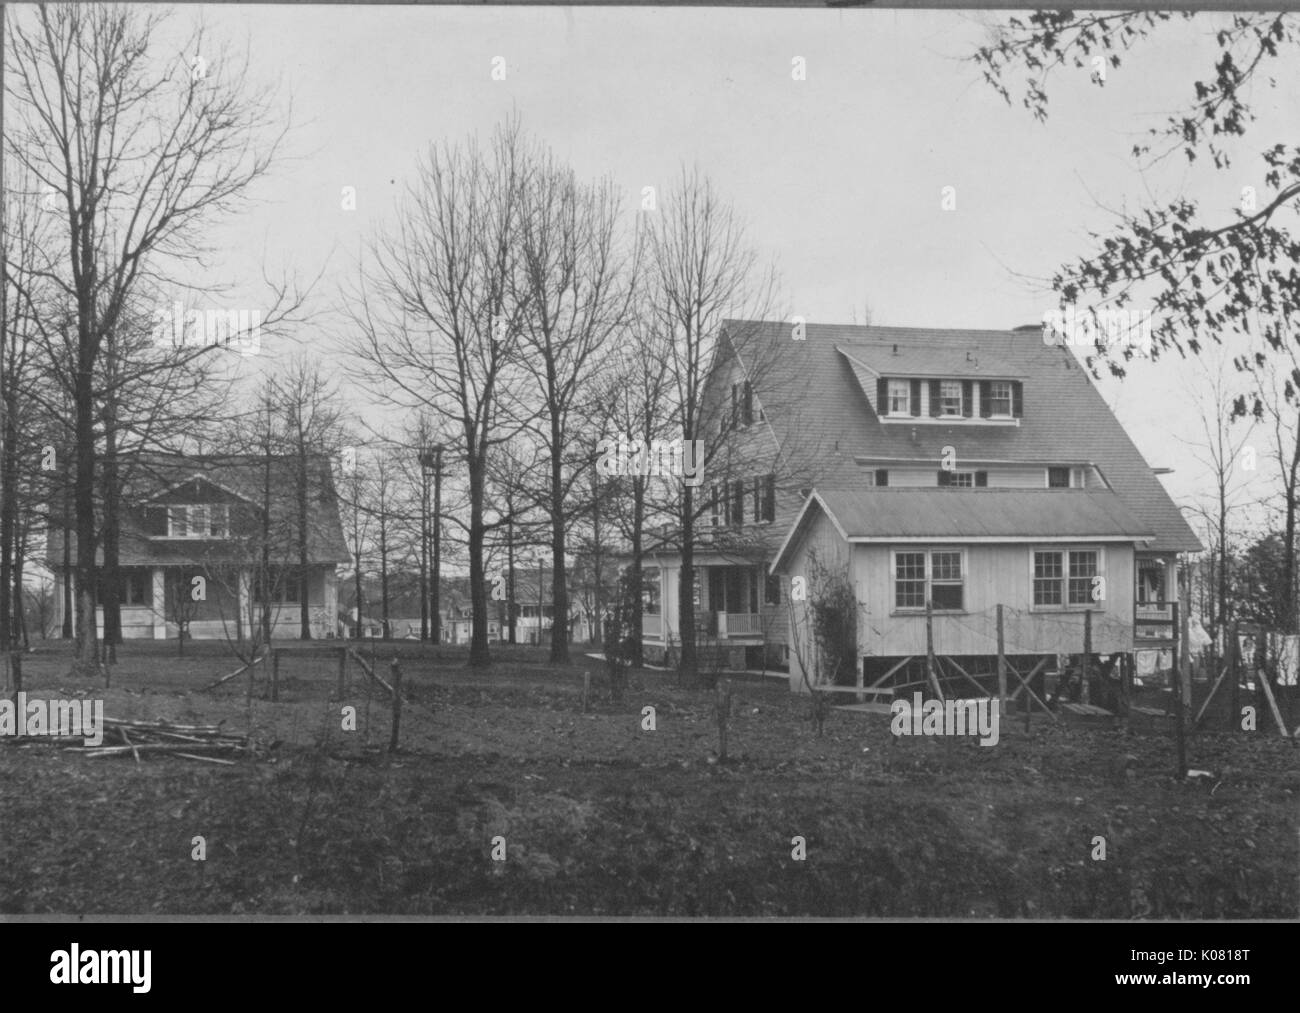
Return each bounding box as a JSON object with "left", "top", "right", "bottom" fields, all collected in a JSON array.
[{"left": 65, "top": 717, "right": 249, "bottom": 765}]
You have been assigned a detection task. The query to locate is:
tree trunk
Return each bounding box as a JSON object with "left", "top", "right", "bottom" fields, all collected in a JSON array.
[
  {"left": 677, "top": 483, "right": 696, "bottom": 685},
  {"left": 297, "top": 449, "right": 311, "bottom": 639},
  {"left": 467, "top": 454, "right": 490, "bottom": 668},
  {"left": 629, "top": 481, "right": 645, "bottom": 668},
  {"left": 549, "top": 415, "right": 569, "bottom": 664},
  {"left": 0, "top": 389, "right": 15, "bottom": 651},
  {"left": 591, "top": 472, "right": 604, "bottom": 648},
  {"left": 100, "top": 421, "right": 121, "bottom": 664},
  {"left": 74, "top": 359, "right": 100, "bottom": 670},
  {"left": 380, "top": 509, "right": 390, "bottom": 639},
  {"left": 507, "top": 515, "right": 516, "bottom": 644}
]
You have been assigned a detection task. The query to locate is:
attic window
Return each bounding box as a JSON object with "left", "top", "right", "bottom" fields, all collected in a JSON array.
[
  {"left": 988, "top": 381, "right": 1013, "bottom": 417},
  {"left": 939, "top": 381, "right": 963, "bottom": 417},
  {"left": 166, "top": 504, "right": 229, "bottom": 538},
  {"left": 887, "top": 379, "right": 911, "bottom": 416}
]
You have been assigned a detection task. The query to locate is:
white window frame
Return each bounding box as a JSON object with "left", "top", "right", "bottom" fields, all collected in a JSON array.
[
  {"left": 945, "top": 471, "right": 975, "bottom": 488},
  {"left": 1030, "top": 546, "right": 1106, "bottom": 611},
  {"left": 887, "top": 379, "right": 911, "bottom": 416},
  {"left": 208, "top": 504, "right": 229, "bottom": 537},
  {"left": 165, "top": 503, "right": 229, "bottom": 538},
  {"left": 892, "top": 547, "right": 966, "bottom": 613},
  {"left": 166, "top": 504, "right": 189, "bottom": 538},
  {"left": 988, "top": 380, "right": 1013, "bottom": 418},
  {"left": 939, "top": 380, "right": 963, "bottom": 417}
]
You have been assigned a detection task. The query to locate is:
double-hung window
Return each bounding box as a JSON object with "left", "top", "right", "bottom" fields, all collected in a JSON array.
[
  {"left": 1032, "top": 548, "right": 1102, "bottom": 607},
  {"left": 887, "top": 379, "right": 911, "bottom": 416},
  {"left": 939, "top": 381, "right": 963, "bottom": 417},
  {"left": 988, "top": 381, "right": 1013, "bottom": 417},
  {"left": 894, "top": 549, "right": 964, "bottom": 611}
]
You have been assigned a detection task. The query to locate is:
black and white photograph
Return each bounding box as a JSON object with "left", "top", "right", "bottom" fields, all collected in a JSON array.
[{"left": 0, "top": 0, "right": 1295, "bottom": 951}]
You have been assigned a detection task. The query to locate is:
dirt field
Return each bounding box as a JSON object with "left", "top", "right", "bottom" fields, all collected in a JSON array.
[{"left": 1, "top": 640, "right": 1296, "bottom": 917}]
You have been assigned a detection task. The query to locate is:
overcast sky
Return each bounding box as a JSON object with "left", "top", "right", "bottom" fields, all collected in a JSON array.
[{"left": 159, "top": 5, "right": 1300, "bottom": 545}]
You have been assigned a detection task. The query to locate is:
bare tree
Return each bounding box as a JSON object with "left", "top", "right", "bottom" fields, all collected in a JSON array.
[
  {"left": 6, "top": 4, "right": 293, "bottom": 671},
  {"left": 512, "top": 143, "right": 635, "bottom": 665},
  {"left": 348, "top": 120, "right": 529, "bottom": 667},
  {"left": 273, "top": 357, "right": 348, "bottom": 639},
  {"left": 642, "top": 166, "right": 777, "bottom": 683},
  {"left": 1176, "top": 347, "right": 1257, "bottom": 654}
]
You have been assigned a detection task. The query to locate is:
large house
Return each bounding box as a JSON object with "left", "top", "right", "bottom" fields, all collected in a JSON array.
[
  {"left": 641, "top": 320, "right": 1201, "bottom": 691},
  {"left": 47, "top": 453, "right": 350, "bottom": 641}
]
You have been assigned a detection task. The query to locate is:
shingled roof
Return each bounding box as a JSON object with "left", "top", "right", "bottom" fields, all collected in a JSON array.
[
  {"left": 773, "top": 489, "right": 1157, "bottom": 571},
  {"left": 725, "top": 320, "right": 1201, "bottom": 554},
  {"left": 46, "top": 453, "right": 351, "bottom": 568}
]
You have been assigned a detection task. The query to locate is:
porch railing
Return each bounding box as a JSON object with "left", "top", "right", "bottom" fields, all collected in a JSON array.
[{"left": 717, "top": 612, "right": 763, "bottom": 637}]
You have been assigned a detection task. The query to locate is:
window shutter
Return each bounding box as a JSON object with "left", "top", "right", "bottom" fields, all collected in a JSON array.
[
  {"left": 752, "top": 476, "right": 761, "bottom": 521},
  {"left": 910, "top": 379, "right": 922, "bottom": 417},
  {"left": 979, "top": 381, "right": 992, "bottom": 418},
  {"left": 1012, "top": 381, "right": 1023, "bottom": 418},
  {"left": 937, "top": 470, "right": 951, "bottom": 487},
  {"left": 962, "top": 381, "right": 973, "bottom": 417},
  {"left": 743, "top": 381, "right": 754, "bottom": 426},
  {"left": 763, "top": 474, "right": 775, "bottom": 522},
  {"left": 721, "top": 483, "right": 731, "bottom": 526},
  {"left": 975, "top": 471, "right": 988, "bottom": 487},
  {"left": 877, "top": 377, "right": 888, "bottom": 413},
  {"left": 929, "top": 380, "right": 941, "bottom": 417},
  {"left": 710, "top": 485, "right": 720, "bottom": 527},
  {"left": 731, "top": 383, "right": 739, "bottom": 426},
  {"left": 875, "top": 469, "right": 889, "bottom": 487}
]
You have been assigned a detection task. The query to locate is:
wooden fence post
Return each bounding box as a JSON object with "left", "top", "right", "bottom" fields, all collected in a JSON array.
[
  {"left": 270, "top": 651, "right": 279, "bottom": 703},
  {"left": 1173, "top": 600, "right": 1186, "bottom": 777},
  {"left": 1081, "top": 610, "right": 1092, "bottom": 706},
  {"left": 1229, "top": 620, "right": 1239, "bottom": 732},
  {"left": 1121, "top": 653, "right": 1133, "bottom": 733},
  {"left": 925, "top": 600, "right": 943, "bottom": 701},
  {"left": 388, "top": 657, "right": 403, "bottom": 753},
  {"left": 716, "top": 677, "right": 732, "bottom": 761},
  {"left": 996, "top": 604, "right": 1008, "bottom": 719}
]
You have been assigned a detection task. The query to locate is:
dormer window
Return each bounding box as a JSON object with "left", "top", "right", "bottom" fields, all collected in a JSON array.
[
  {"left": 988, "top": 381, "right": 1013, "bottom": 417},
  {"left": 887, "top": 379, "right": 911, "bottom": 416},
  {"left": 939, "top": 381, "right": 963, "bottom": 417},
  {"left": 166, "top": 504, "right": 229, "bottom": 538}
]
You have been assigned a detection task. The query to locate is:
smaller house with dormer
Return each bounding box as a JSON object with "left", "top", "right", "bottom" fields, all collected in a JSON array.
[{"left": 46, "top": 453, "right": 350, "bottom": 641}]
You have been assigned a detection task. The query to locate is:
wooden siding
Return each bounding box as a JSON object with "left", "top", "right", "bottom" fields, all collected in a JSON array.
[{"left": 853, "top": 542, "right": 1135, "bottom": 658}]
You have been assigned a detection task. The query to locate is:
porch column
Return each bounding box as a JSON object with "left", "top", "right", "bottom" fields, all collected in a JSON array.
[
  {"left": 151, "top": 568, "right": 167, "bottom": 639},
  {"left": 324, "top": 570, "right": 338, "bottom": 638}
]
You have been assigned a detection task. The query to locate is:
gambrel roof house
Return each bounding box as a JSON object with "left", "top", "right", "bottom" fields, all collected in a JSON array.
[
  {"left": 47, "top": 454, "right": 350, "bottom": 641},
  {"left": 640, "top": 319, "right": 1201, "bottom": 694}
]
